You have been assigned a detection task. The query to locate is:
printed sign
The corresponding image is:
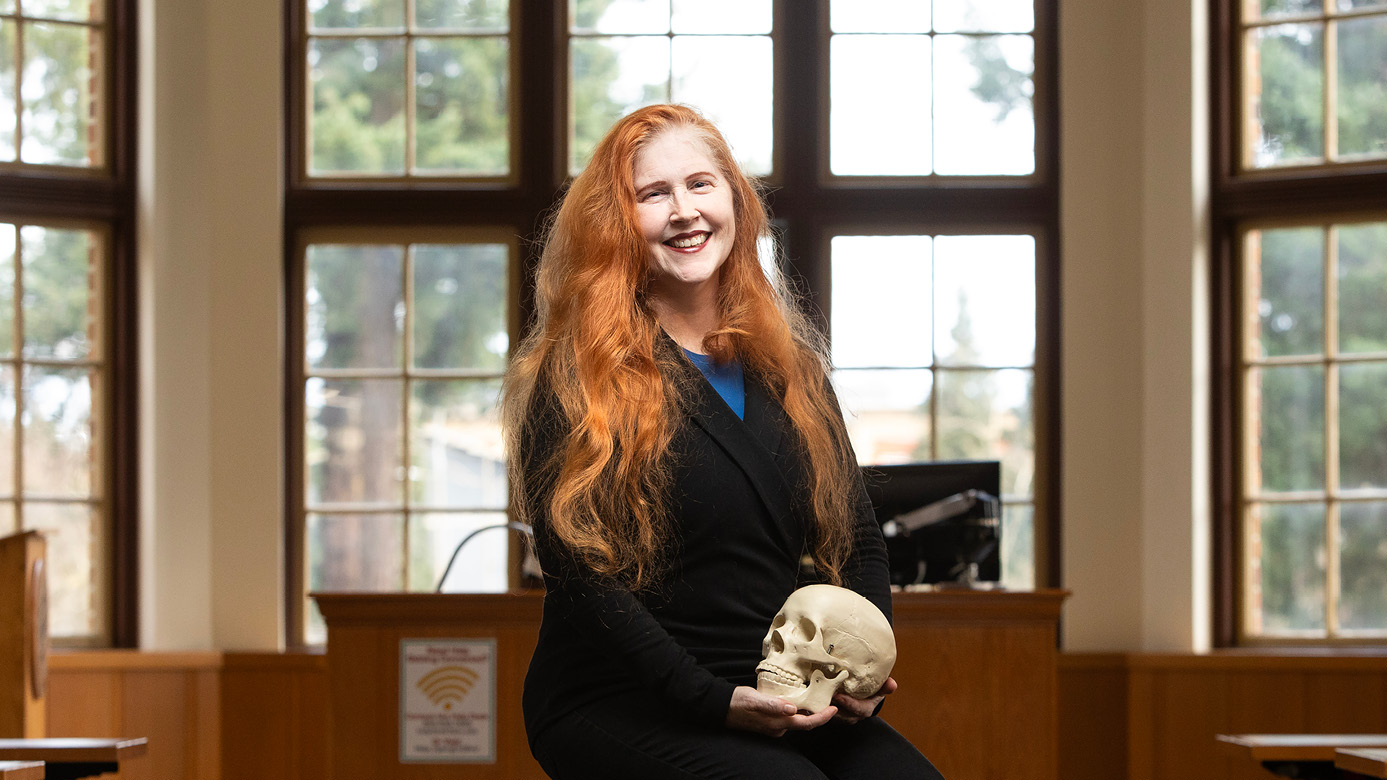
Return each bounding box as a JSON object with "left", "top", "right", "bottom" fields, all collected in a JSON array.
[{"left": 400, "top": 638, "right": 497, "bottom": 763}]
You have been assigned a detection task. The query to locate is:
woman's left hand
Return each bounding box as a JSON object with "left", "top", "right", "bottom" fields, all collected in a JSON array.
[{"left": 831, "top": 676, "right": 897, "bottom": 724}]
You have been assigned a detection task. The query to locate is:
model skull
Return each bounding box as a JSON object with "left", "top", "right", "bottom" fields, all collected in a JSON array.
[{"left": 755, "top": 584, "right": 896, "bottom": 713}]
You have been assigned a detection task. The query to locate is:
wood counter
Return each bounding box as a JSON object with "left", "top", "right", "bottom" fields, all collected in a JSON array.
[{"left": 316, "top": 588, "right": 1067, "bottom": 780}]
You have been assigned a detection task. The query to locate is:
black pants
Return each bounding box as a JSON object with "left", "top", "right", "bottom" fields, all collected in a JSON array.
[{"left": 530, "top": 691, "right": 945, "bottom": 780}]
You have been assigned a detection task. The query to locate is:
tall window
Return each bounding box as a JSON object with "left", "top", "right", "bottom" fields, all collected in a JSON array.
[
  {"left": 0, "top": 0, "right": 135, "bottom": 646},
  {"left": 287, "top": 0, "right": 1059, "bottom": 644},
  {"left": 1216, "top": 0, "right": 1387, "bottom": 644}
]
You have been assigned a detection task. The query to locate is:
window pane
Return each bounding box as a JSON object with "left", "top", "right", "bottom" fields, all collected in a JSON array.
[
  {"left": 1247, "top": 23, "right": 1324, "bottom": 167},
  {"left": 0, "top": 368, "right": 13, "bottom": 495},
  {"left": 671, "top": 0, "right": 770, "bottom": 34},
  {"left": 1339, "top": 362, "right": 1387, "bottom": 490},
  {"left": 413, "top": 511, "right": 509, "bottom": 592},
  {"left": 414, "top": 36, "right": 509, "bottom": 175},
  {"left": 305, "top": 511, "right": 404, "bottom": 642},
  {"left": 23, "top": 366, "right": 92, "bottom": 497},
  {"left": 833, "top": 368, "right": 933, "bottom": 466},
  {"left": 306, "top": 244, "right": 404, "bottom": 370},
  {"left": 569, "top": 36, "right": 669, "bottom": 172},
  {"left": 831, "top": 35, "right": 931, "bottom": 175},
  {"left": 933, "top": 34, "right": 1034, "bottom": 175},
  {"left": 409, "top": 379, "right": 505, "bottom": 508},
  {"left": 671, "top": 36, "right": 773, "bottom": 176},
  {"left": 936, "top": 368, "right": 1034, "bottom": 498},
  {"left": 23, "top": 0, "right": 97, "bottom": 22},
  {"left": 1341, "top": 0, "right": 1387, "bottom": 8},
  {"left": 1247, "top": 226, "right": 1323, "bottom": 358},
  {"left": 1339, "top": 501, "right": 1387, "bottom": 632},
  {"left": 1337, "top": 16, "right": 1387, "bottom": 159},
  {"left": 309, "top": 0, "right": 404, "bottom": 30},
  {"left": 20, "top": 225, "right": 96, "bottom": 360},
  {"left": 411, "top": 243, "right": 508, "bottom": 370},
  {"left": 1000, "top": 502, "right": 1033, "bottom": 589},
  {"left": 933, "top": 0, "right": 1034, "bottom": 33},
  {"left": 306, "top": 378, "right": 405, "bottom": 506},
  {"left": 1252, "top": 502, "right": 1326, "bottom": 633},
  {"left": 0, "top": 226, "right": 14, "bottom": 355},
  {"left": 571, "top": 0, "right": 668, "bottom": 34},
  {"left": 21, "top": 21, "right": 102, "bottom": 166},
  {"left": 25, "top": 501, "right": 103, "bottom": 640},
  {"left": 1251, "top": 364, "right": 1325, "bottom": 493},
  {"left": 0, "top": 21, "right": 15, "bottom": 162},
  {"left": 933, "top": 235, "right": 1035, "bottom": 366},
  {"left": 830, "top": 235, "right": 932, "bottom": 368},
  {"left": 308, "top": 37, "right": 407, "bottom": 175},
  {"left": 1250, "top": 0, "right": 1321, "bottom": 20},
  {"left": 415, "top": 0, "right": 508, "bottom": 29},
  {"left": 1338, "top": 221, "right": 1387, "bottom": 354},
  {"left": 829, "top": 0, "right": 929, "bottom": 33}
]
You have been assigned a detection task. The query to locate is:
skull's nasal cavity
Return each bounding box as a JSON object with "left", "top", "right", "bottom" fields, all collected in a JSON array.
[{"left": 770, "top": 631, "right": 785, "bottom": 653}]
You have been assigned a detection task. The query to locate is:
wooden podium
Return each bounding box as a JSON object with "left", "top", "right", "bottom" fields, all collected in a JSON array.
[
  {"left": 0, "top": 532, "right": 46, "bottom": 738},
  {"left": 316, "top": 589, "right": 1066, "bottom": 780}
]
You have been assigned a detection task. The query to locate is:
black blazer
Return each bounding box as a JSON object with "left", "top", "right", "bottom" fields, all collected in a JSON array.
[{"left": 519, "top": 348, "right": 892, "bottom": 743}]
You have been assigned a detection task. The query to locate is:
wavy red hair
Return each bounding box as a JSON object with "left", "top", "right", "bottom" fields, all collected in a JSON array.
[{"left": 503, "top": 104, "right": 859, "bottom": 590}]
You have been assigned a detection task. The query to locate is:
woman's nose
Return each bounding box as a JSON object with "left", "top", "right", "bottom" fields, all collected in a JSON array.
[{"left": 669, "top": 191, "right": 698, "bottom": 222}]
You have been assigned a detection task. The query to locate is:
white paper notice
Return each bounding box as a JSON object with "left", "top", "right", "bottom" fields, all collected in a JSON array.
[{"left": 400, "top": 638, "right": 497, "bottom": 763}]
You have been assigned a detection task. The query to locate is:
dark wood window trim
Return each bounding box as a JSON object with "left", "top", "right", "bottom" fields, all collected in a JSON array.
[
  {"left": 282, "top": 0, "right": 1061, "bottom": 646},
  {"left": 0, "top": 0, "right": 139, "bottom": 648},
  {"left": 1210, "top": 0, "right": 1387, "bottom": 647}
]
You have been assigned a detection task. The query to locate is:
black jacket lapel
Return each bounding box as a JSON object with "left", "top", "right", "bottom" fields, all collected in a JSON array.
[{"left": 678, "top": 358, "right": 802, "bottom": 548}]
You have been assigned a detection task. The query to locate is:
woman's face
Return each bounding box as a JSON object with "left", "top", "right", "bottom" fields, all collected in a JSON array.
[{"left": 632, "top": 127, "right": 736, "bottom": 299}]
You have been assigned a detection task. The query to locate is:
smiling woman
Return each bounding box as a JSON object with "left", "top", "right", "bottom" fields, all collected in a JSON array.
[{"left": 500, "top": 104, "right": 944, "bottom": 780}]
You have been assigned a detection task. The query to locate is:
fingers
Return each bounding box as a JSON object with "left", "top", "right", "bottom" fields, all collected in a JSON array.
[
  {"left": 725, "top": 686, "right": 840, "bottom": 737},
  {"left": 831, "top": 677, "right": 899, "bottom": 724}
]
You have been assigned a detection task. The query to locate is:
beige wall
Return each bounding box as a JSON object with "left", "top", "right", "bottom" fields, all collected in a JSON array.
[
  {"left": 140, "top": 0, "right": 284, "bottom": 650},
  {"left": 135, "top": 0, "right": 1214, "bottom": 652},
  {"left": 1061, "top": 0, "right": 1213, "bottom": 652}
]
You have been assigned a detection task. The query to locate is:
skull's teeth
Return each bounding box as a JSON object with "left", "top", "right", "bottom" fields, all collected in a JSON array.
[{"left": 756, "top": 662, "right": 807, "bottom": 687}]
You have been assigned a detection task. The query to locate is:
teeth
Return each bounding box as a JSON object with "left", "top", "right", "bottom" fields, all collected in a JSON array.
[
  {"left": 667, "top": 233, "right": 709, "bottom": 249},
  {"left": 756, "top": 662, "right": 807, "bottom": 687}
]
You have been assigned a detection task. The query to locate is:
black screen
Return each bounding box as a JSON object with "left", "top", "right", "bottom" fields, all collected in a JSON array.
[{"left": 860, "top": 461, "right": 1002, "bottom": 586}]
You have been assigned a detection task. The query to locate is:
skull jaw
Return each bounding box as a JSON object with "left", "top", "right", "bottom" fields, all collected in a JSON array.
[{"left": 755, "top": 667, "right": 847, "bottom": 714}]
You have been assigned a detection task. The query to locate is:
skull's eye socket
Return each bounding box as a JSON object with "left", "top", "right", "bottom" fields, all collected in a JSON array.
[
  {"left": 771, "top": 614, "right": 786, "bottom": 629},
  {"left": 798, "top": 617, "right": 816, "bottom": 640}
]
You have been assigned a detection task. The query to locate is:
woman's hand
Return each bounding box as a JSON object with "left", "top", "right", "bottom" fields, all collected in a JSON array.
[
  {"left": 725, "top": 686, "right": 837, "bottom": 737},
  {"left": 831, "top": 676, "right": 898, "bottom": 725}
]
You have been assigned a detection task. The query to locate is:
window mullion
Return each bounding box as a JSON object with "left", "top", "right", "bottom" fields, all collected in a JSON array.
[
  {"left": 1323, "top": 224, "right": 1340, "bottom": 637},
  {"left": 1324, "top": 17, "right": 1338, "bottom": 162},
  {"left": 401, "top": 241, "right": 414, "bottom": 590}
]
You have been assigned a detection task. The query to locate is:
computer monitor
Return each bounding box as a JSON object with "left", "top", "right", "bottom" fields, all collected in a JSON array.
[{"left": 860, "top": 460, "right": 1002, "bottom": 587}]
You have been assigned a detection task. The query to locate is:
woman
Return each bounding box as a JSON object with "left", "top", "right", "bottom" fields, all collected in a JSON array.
[{"left": 502, "top": 104, "right": 943, "bottom": 780}]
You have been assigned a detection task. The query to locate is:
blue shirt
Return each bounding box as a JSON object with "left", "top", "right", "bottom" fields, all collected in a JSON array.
[{"left": 683, "top": 348, "right": 746, "bottom": 420}]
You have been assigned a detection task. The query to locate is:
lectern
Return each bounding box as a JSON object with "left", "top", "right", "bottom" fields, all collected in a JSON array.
[{"left": 0, "top": 532, "right": 46, "bottom": 738}]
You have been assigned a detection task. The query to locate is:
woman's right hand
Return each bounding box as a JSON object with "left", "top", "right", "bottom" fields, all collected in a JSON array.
[{"left": 725, "top": 685, "right": 837, "bottom": 737}]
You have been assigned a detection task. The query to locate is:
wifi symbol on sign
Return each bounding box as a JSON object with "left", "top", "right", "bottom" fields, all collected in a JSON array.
[{"left": 417, "top": 665, "right": 480, "bottom": 710}]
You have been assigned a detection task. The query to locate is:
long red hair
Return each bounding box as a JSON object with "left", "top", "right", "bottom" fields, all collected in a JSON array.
[{"left": 503, "top": 104, "right": 859, "bottom": 589}]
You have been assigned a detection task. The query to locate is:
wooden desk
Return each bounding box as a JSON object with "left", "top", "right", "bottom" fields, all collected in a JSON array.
[
  {"left": 317, "top": 588, "right": 1067, "bottom": 780},
  {"left": 1339, "top": 749, "right": 1387, "bottom": 779},
  {"left": 1217, "top": 734, "right": 1387, "bottom": 779},
  {"left": 0, "top": 738, "right": 147, "bottom": 780},
  {"left": 0, "top": 762, "right": 43, "bottom": 780}
]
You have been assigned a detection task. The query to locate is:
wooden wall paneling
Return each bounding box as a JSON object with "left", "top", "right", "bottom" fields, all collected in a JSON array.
[
  {"left": 44, "top": 670, "right": 120, "bottom": 736},
  {"left": 1057, "top": 654, "right": 1128, "bottom": 780},
  {"left": 1302, "top": 672, "right": 1387, "bottom": 733},
  {"left": 1153, "top": 669, "right": 1231, "bottom": 780},
  {"left": 1126, "top": 665, "right": 1156, "bottom": 780},
  {"left": 220, "top": 653, "right": 328, "bottom": 780},
  {"left": 47, "top": 653, "right": 222, "bottom": 780}
]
